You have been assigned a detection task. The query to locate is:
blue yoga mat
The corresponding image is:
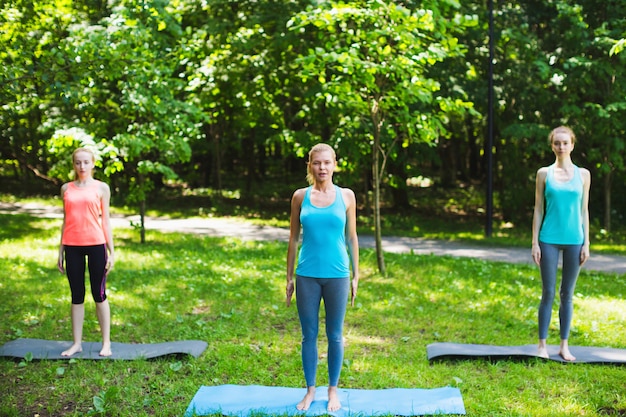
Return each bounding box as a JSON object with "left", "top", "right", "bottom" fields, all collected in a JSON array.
[{"left": 185, "top": 384, "right": 466, "bottom": 416}]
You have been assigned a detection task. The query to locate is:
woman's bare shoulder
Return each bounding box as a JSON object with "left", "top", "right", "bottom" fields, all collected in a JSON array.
[
  {"left": 97, "top": 180, "right": 110, "bottom": 191},
  {"left": 579, "top": 167, "right": 591, "bottom": 183},
  {"left": 340, "top": 186, "right": 356, "bottom": 204},
  {"left": 291, "top": 187, "right": 307, "bottom": 201}
]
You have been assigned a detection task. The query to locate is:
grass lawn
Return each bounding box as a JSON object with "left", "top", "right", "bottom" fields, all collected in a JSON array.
[{"left": 1, "top": 211, "right": 625, "bottom": 417}]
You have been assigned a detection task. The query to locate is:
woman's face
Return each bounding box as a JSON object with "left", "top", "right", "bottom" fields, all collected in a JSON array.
[
  {"left": 309, "top": 150, "right": 336, "bottom": 182},
  {"left": 551, "top": 132, "right": 574, "bottom": 157},
  {"left": 73, "top": 151, "right": 95, "bottom": 177}
]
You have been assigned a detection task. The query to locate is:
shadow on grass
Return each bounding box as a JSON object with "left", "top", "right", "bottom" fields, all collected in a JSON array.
[{"left": 0, "top": 213, "right": 60, "bottom": 242}]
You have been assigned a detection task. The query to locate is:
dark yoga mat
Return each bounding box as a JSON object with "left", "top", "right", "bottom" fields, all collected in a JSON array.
[
  {"left": 427, "top": 342, "right": 626, "bottom": 364},
  {"left": 0, "top": 338, "right": 207, "bottom": 360},
  {"left": 185, "top": 384, "right": 466, "bottom": 416}
]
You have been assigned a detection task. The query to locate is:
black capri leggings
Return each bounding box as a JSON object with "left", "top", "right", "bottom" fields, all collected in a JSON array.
[{"left": 64, "top": 244, "right": 108, "bottom": 304}]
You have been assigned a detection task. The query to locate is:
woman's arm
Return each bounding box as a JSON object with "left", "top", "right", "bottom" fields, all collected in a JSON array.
[
  {"left": 286, "top": 188, "right": 304, "bottom": 307},
  {"left": 100, "top": 181, "right": 115, "bottom": 272},
  {"left": 343, "top": 188, "right": 359, "bottom": 306},
  {"left": 531, "top": 168, "right": 547, "bottom": 266},
  {"left": 57, "top": 183, "right": 69, "bottom": 273},
  {"left": 580, "top": 168, "right": 591, "bottom": 264}
]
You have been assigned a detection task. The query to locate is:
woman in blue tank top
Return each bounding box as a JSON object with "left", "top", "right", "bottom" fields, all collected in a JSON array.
[
  {"left": 286, "top": 143, "right": 359, "bottom": 412},
  {"left": 531, "top": 126, "right": 591, "bottom": 361}
]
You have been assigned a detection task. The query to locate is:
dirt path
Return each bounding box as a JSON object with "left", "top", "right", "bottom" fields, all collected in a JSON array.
[{"left": 2, "top": 201, "right": 625, "bottom": 274}]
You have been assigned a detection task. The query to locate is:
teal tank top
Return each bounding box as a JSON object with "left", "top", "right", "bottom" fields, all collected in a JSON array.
[
  {"left": 539, "top": 164, "right": 584, "bottom": 245},
  {"left": 296, "top": 185, "right": 350, "bottom": 278}
]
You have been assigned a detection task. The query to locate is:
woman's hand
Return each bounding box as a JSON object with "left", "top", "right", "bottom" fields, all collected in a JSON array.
[
  {"left": 531, "top": 243, "right": 541, "bottom": 266},
  {"left": 350, "top": 277, "right": 358, "bottom": 307},
  {"left": 286, "top": 279, "right": 294, "bottom": 307},
  {"left": 580, "top": 244, "right": 590, "bottom": 265},
  {"left": 106, "top": 253, "right": 115, "bottom": 273},
  {"left": 57, "top": 253, "right": 65, "bottom": 274}
]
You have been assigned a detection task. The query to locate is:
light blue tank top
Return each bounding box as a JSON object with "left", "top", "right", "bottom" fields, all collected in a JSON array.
[
  {"left": 539, "top": 164, "right": 584, "bottom": 245},
  {"left": 296, "top": 185, "right": 350, "bottom": 278}
]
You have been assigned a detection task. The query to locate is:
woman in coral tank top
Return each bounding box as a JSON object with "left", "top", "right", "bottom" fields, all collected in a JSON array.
[{"left": 57, "top": 148, "right": 115, "bottom": 357}]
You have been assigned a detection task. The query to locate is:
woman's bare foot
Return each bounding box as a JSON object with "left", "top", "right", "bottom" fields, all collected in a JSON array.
[
  {"left": 537, "top": 339, "right": 549, "bottom": 359},
  {"left": 99, "top": 343, "right": 112, "bottom": 357},
  {"left": 327, "top": 386, "right": 341, "bottom": 412},
  {"left": 559, "top": 341, "right": 576, "bottom": 361},
  {"left": 559, "top": 349, "right": 576, "bottom": 361},
  {"left": 61, "top": 343, "right": 82, "bottom": 357},
  {"left": 297, "top": 387, "right": 316, "bottom": 411}
]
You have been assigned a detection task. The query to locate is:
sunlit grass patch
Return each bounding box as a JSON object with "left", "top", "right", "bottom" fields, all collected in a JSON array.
[{"left": 1, "top": 214, "right": 625, "bottom": 416}]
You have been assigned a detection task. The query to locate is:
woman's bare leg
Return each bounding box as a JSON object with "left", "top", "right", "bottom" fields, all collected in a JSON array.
[
  {"left": 62, "top": 304, "right": 84, "bottom": 356},
  {"left": 96, "top": 299, "right": 112, "bottom": 356}
]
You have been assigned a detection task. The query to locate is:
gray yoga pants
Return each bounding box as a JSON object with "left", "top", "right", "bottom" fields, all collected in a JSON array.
[{"left": 538, "top": 242, "right": 583, "bottom": 340}]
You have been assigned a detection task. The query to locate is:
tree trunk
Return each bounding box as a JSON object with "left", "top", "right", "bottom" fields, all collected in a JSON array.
[
  {"left": 372, "top": 140, "right": 385, "bottom": 275},
  {"left": 371, "top": 99, "right": 386, "bottom": 275}
]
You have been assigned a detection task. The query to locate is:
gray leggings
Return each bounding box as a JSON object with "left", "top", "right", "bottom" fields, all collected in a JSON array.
[
  {"left": 538, "top": 242, "right": 583, "bottom": 340},
  {"left": 296, "top": 275, "right": 349, "bottom": 387}
]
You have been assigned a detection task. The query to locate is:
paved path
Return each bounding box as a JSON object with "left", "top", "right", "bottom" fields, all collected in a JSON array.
[{"left": 3, "top": 202, "right": 625, "bottom": 274}]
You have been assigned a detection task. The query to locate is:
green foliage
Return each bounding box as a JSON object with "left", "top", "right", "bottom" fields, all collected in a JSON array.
[
  {"left": 610, "top": 38, "right": 626, "bottom": 56},
  {"left": 0, "top": 0, "right": 80, "bottom": 189},
  {"left": 288, "top": 1, "right": 477, "bottom": 152},
  {"left": 1, "top": 213, "right": 626, "bottom": 416},
  {"left": 3, "top": 0, "right": 626, "bottom": 240},
  {"left": 90, "top": 386, "right": 120, "bottom": 416},
  {"left": 57, "top": 1, "right": 205, "bottom": 205},
  {"left": 287, "top": 1, "right": 479, "bottom": 272}
]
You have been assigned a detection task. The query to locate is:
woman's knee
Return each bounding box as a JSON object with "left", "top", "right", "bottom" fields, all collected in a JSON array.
[{"left": 541, "top": 287, "right": 556, "bottom": 301}]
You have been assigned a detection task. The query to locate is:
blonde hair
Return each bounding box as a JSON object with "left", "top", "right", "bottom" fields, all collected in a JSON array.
[
  {"left": 548, "top": 126, "right": 576, "bottom": 145},
  {"left": 306, "top": 143, "right": 336, "bottom": 185},
  {"left": 72, "top": 147, "right": 96, "bottom": 162}
]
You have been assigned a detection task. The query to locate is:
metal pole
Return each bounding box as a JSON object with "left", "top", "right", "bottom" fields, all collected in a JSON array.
[{"left": 485, "top": 0, "right": 494, "bottom": 237}]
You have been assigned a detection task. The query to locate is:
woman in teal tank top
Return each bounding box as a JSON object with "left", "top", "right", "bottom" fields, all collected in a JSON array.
[
  {"left": 286, "top": 143, "right": 359, "bottom": 412},
  {"left": 531, "top": 126, "right": 591, "bottom": 361}
]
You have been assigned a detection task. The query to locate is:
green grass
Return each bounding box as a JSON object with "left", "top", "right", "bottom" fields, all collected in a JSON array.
[{"left": 1, "top": 212, "right": 625, "bottom": 416}]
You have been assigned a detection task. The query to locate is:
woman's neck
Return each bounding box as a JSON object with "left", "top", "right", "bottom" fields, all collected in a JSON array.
[
  {"left": 312, "top": 180, "right": 334, "bottom": 193},
  {"left": 74, "top": 176, "right": 94, "bottom": 185},
  {"left": 554, "top": 156, "right": 574, "bottom": 168}
]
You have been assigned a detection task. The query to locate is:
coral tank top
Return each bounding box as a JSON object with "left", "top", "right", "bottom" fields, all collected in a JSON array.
[{"left": 62, "top": 181, "right": 106, "bottom": 246}]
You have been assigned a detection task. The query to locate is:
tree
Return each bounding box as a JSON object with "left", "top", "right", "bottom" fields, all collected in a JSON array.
[
  {"left": 52, "top": 0, "right": 205, "bottom": 242},
  {"left": 180, "top": 0, "right": 314, "bottom": 196},
  {"left": 554, "top": 0, "right": 626, "bottom": 232},
  {"left": 497, "top": 0, "right": 626, "bottom": 231},
  {"left": 0, "top": 0, "right": 80, "bottom": 190},
  {"left": 288, "top": 0, "right": 477, "bottom": 273}
]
